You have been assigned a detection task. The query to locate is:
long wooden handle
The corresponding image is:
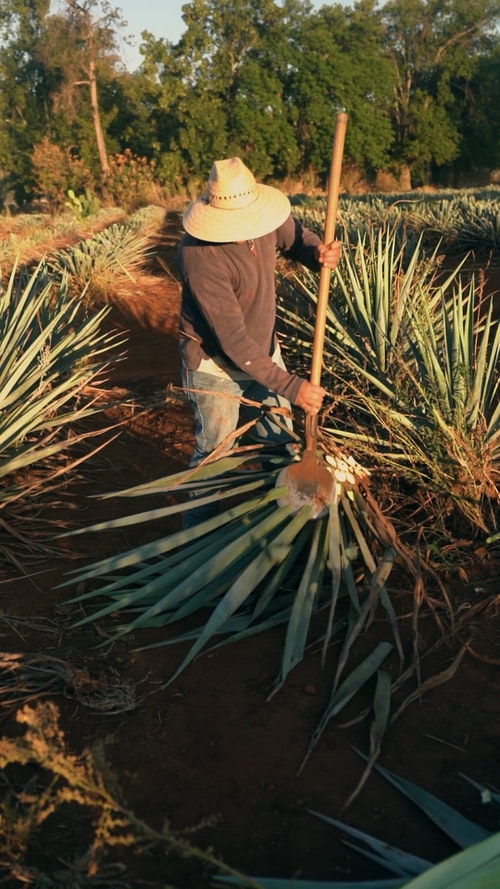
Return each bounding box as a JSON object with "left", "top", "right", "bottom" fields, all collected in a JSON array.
[{"left": 309, "top": 111, "right": 348, "bottom": 386}]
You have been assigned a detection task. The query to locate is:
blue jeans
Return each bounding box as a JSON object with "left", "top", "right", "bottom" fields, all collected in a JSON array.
[{"left": 181, "top": 359, "right": 295, "bottom": 528}]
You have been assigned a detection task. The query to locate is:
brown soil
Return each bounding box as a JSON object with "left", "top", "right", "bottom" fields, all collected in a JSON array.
[{"left": 0, "top": 210, "right": 499, "bottom": 888}]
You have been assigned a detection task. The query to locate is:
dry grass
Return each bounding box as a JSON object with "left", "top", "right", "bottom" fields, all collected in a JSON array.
[{"left": 0, "top": 652, "right": 137, "bottom": 714}]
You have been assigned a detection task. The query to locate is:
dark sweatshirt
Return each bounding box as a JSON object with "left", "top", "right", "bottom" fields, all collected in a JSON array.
[{"left": 177, "top": 214, "right": 322, "bottom": 403}]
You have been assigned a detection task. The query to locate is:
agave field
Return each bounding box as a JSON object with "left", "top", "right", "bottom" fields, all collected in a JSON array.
[{"left": 0, "top": 189, "right": 498, "bottom": 887}]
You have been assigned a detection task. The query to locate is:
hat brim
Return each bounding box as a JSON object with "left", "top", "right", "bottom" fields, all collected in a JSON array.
[{"left": 182, "top": 184, "right": 291, "bottom": 242}]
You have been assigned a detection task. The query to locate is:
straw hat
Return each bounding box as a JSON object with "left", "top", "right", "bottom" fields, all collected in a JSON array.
[{"left": 182, "top": 157, "right": 291, "bottom": 242}]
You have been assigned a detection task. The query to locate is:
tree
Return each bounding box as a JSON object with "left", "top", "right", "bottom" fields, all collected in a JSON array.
[
  {"left": 58, "top": 0, "right": 127, "bottom": 177},
  {"left": 136, "top": 0, "right": 288, "bottom": 181},
  {"left": 0, "top": 0, "right": 130, "bottom": 204},
  {"left": 0, "top": 0, "right": 53, "bottom": 205},
  {"left": 380, "top": 0, "right": 500, "bottom": 185},
  {"left": 443, "top": 41, "right": 500, "bottom": 183},
  {"left": 139, "top": 0, "right": 396, "bottom": 185},
  {"left": 285, "top": 0, "right": 395, "bottom": 183},
  {"left": 1, "top": 0, "right": 499, "bottom": 203}
]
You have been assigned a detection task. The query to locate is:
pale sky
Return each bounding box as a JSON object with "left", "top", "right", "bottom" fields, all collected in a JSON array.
[{"left": 115, "top": 0, "right": 342, "bottom": 71}]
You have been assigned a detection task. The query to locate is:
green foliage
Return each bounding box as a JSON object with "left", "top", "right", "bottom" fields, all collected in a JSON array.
[
  {"left": 380, "top": 0, "right": 500, "bottom": 184},
  {"left": 0, "top": 0, "right": 55, "bottom": 205},
  {"left": 288, "top": 0, "right": 395, "bottom": 178},
  {"left": 65, "top": 187, "right": 101, "bottom": 219},
  {"left": 457, "top": 44, "right": 500, "bottom": 179}
]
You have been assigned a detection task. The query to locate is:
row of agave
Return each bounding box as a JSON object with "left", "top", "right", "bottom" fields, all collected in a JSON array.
[
  {"left": 0, "top": 203, "right": 164, "bottom": 561},
  {"left": 0, "top": 204, "right": 162, "bottom": 294},
  {"left": 292, "top": 188, "right": 500, "bottom": 254},
  {"left": 1, "top": 187, "right": 498, "bottom": 273},
  {"left": 0, "top": 205, "right": 122, "bottom": 269},
  {"left": 277, "top": 225, "right": 499, "bottom": 542},
  {"left": 0, "top": 259, "right": 123, "bottom": 561}
]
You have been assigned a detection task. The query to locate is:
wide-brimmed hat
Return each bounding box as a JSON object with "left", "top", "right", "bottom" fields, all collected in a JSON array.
[{"left": 182, "top": 157, "right": 291, "bottom": 242}]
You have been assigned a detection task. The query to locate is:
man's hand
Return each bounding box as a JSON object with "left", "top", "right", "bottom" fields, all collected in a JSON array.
[
  {"left": 294, "top": 381, "right": 326, "bottom": 414},
  {"left": 317, "top": 239, "right": 342, "bottom": 269}
]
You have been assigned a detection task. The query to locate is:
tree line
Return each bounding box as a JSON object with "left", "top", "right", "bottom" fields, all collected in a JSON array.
[{"left": 1, "top": 0, "right": 499, "bottom": 210}]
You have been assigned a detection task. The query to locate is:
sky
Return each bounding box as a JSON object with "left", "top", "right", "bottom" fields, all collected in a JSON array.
[{"left": 115, "top": 0, "right": 335, "bottom": 71}]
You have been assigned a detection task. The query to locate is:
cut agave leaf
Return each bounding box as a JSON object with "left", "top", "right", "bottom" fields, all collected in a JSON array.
[
  {"left": 163, "top": 505, "right": 314, "bottom": 687},
  {"left": 270, "top": 517, "right": 329, "bottom": 694},
  {"left": 300, "top": 642, "right": 394, "bottom": 771},
  {"left": 341, "top": 668, "right": 392, "bottom": 810},
  {"left": 214, "top": 876, "right": 406, "bottom": 889},
  {"left": 398, "top": 831, "right": 500, "bottom": 888},
  {"left": 459, "top": 775, "right": 500, "bottom": 808},
  {"left": 308, "top": 810, "right": 433, "bottom": 876},
  {"left": 366, "top": 761, "right": 492, "bottom": 849}
]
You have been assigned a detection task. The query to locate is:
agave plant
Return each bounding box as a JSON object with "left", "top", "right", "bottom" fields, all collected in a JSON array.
[
  {"left": 277, "top": 227, "right": 499, "bottom": 538},
  {"left": 62, "top": 411, "right": 427, "bottom": 758},
  {"left": 0, "top": 259, "right": 124, "bottom": 556},
  {"left": 51, "top": 222, "right": 152, "bottom": 291},
  {"left": 215, "top": 762, "right": 500, "bottom": 888},
  {"left": 61, "top": 426, "right": 482, "bottom": 778}
]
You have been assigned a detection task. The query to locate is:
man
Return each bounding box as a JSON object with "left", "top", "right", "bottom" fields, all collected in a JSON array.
[{"left": 177, "top": 156, "right": 341, "bottom": 527}]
